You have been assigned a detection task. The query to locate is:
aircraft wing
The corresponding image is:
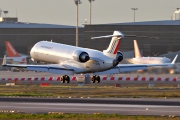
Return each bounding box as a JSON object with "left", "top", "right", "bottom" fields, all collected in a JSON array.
[
  {"left": 2, "top": 54, "right": 177, "bottom": 75},
  {"left": 3, "top": 63, "right": 74, "bottom": 75},
  {"left": 96, "top": 54, "right": 178, "bottom": 75},
  {"left": 95, "top": 63, "right": 174, "bottom": 75},
  {"left": 2, "top": 56, "right": 74, "bottom": 75}
]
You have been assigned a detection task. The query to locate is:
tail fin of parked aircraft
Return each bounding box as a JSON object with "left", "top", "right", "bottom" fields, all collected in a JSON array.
[
  {"left": 171, "top": 54, "right": 178, "bottom": 64},
  {"left": 92, "top": 31, "right": 124, "bottom": 59},
  {"left": 134, "top": 40, "right": 142, "bottom": 58},
  {"left": 5, "top": 41, "right": 20, "bottom": 57}
]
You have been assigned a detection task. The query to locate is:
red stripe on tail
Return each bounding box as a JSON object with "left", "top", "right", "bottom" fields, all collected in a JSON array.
[{"left": 113, "top": 40, "right": 120, "bottom": 54}]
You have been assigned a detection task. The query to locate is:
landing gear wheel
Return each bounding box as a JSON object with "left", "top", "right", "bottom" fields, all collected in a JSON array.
[
  {"left": 96, "top": 76, "right": 100, "bottom": 83},
  {"left": 61, "top": 76, "right": 65, "bottom": 83},
  {"left": 61, "top": 75, "right": 70, "bottom": 83},
  {"left": 65, "top": 75, "right": 70, "bottom": 83},
  {"left": 92, "top": 76, "right": 96, "bottom": 83},
  {"left": 92, "top": 75, "right": 100, "bottom": 83}
]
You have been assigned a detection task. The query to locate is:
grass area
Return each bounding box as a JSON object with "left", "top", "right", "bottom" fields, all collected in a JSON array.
[
  {"left": 0, "top": 85, "right": 179, "bottom": 119},
  {"left": 0, "top": 84, "right": 180, "bottom": 98},
  {"left": 0, "top": 113, "right": 179, "bottom": 120}
]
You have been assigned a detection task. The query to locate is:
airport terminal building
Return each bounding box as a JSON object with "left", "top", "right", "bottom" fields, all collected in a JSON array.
[
  {"left": 0, "top": 19, "right": 180, "bottom": 61},
  {"left": 84, "top": 20, "right": 180, "bottom": 57},
  {"left": 0, "top": 21, "right": 84, "bottom": 56}
]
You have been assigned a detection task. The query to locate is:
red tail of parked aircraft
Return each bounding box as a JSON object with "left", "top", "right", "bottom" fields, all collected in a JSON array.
[{"left": 5, "top": 41, "right": 20, "bottom": 57}]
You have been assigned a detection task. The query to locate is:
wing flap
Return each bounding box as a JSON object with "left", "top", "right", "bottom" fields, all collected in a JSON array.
[
  {"left": 27, "top": 66, "right": 49, "bottom": 72},
  {"left": 3, "top": 63, "right": 74, "bottom": 75},
  {"left": 49, "top": 67, "right": 74, "bottom": 75},
  {"left": 119, "top": 65, "right": 147, "bottom": 72}
]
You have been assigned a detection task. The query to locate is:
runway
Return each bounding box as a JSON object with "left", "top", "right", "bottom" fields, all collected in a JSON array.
[{"left": 0, "top": 97, "right": 180, "bottom": 115}]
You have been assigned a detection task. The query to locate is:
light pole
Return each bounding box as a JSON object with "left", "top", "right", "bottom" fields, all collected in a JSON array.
[
  {"left": 74, "top": 0, "right": 82, "bottom": 47},
  {"left": 3, "top": 11, "right": 8, "bottom": 22},
  {"left": 88, "top": 0, "right": 95, "bottom": 25},
  {"left": 3, "top": 11, "right": 8, "bottom": 18},
  {"left": 131, "top": 8, "right": 138, "bottom": 22},
  {"left": 0, "top": 9, "right": 2, "bottom": 17},
  {"left": 177, "top": 8, "right": 180, "bottom": 20}
]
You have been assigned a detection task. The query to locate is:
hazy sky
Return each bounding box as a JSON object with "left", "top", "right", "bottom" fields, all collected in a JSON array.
[{"left": 0, "top": 0, "right": 180, "bottom": 26}]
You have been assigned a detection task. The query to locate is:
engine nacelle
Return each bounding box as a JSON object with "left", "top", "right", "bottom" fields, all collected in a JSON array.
[
  {"left": 113, "top": 51, "right": 123, "bottom": 66},
  {"left": 73, "top": 50, "right": 90, "bottom": 63},
  {"left": 116, "top": 51, "right": 123, "bottom": 62}
]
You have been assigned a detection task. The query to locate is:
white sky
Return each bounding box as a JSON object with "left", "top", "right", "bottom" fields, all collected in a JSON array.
[{"left": 0, "top": 0, "right": 180, "bottom": 26}]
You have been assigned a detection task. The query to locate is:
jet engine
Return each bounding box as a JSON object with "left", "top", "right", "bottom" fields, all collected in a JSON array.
[
  {"left": 72, "top": 50, "right": 90, "bottom": 63},
  {"left": 116, "top": 51, "right": 123, "bottom": 62},
  {"left": 113, "top": 51, "right": 123, "bottom": 66}
]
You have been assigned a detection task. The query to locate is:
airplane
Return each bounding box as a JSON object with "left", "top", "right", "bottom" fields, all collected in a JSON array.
[
  {"left": 2, "top": 31, "right": 177, "bottom": 83},
  {"left": 5, "top": 41, "right": 28, "bottom": 64},
  {"left": 125, "top": 40, "right": 172, "bottom": 64}
]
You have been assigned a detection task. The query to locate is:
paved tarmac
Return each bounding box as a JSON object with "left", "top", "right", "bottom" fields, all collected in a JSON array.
[
  {"left": 0, "top": 97, "right": 180, "bottom": 115},
  {"left": 0, "top": 70, "right": 179, "bottom": 115}
]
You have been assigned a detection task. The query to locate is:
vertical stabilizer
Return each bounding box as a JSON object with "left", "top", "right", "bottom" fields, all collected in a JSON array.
[
  {"left": 134, "top": 40, "right": 142, "bottom": 58},
  {"left": 103, "top": 31, "right": 124, "bottom": 59},
  {"left": 5, "top": 41, "right": 20, "bottom": 57}
]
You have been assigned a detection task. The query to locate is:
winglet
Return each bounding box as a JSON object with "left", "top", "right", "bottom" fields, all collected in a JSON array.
[
  {"left": 171, "top": 54, "right": 178, "bottom": 64},
  {"left": 134, "top": 40, "right": 142, "bottom": 58},
  {"left": 2, "top": 55, "right": 7, "bottom": 66}
]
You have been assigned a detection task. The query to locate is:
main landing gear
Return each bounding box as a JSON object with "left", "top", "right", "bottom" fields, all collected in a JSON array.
[
  {"left": 91, "top": 75, "right": 100, "bottom": 83},
  {"left": 60, "top": 75, "right": 101, "bottom": 84},
  {"left": 60, "top": 75, "right": 70, "bottom": 83}
]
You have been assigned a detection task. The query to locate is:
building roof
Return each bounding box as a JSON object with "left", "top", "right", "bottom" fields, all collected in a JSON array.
[
  {"left": 93, "top": 20, "right": 180, "bottom": 26},
  {"left": 0, "top": 22, "right": 78, "bottom": 28}
]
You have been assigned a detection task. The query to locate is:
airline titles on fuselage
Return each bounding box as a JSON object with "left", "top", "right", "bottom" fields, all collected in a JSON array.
[{"left": 40, "top": 45, "right": 53, "bottom": 49}]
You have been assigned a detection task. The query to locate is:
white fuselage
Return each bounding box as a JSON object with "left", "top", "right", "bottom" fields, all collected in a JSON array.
[
  {"left": 30, "top": 41, "right": 115, "bottom": 73},
  {"left": 126, "top": 57, "right": 171, "bottom": 64}
]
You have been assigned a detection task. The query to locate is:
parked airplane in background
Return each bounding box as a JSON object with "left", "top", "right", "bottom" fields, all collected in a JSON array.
[
  {"left": 2, "top": 31, "right": 176, "bottom": 83},
  {"left": 5, "top": 41, "right": 30, "bottom": 72},
  {"left": 5, "top": 41, "right": 28, "bottom": 64},
  {"left": 126, "top": 40, "right": 172, "bottom": 64}
]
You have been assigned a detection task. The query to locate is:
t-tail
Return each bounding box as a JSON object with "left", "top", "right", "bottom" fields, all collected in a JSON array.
[
  {"left": 134, "top": 40, "right": 142, "bottom": 58},
  {"left": 92, "top": 31, "right": 124, "bottom": 59},
  {"left": 5, "top": 41, "right": 20, "bottom": 57}
]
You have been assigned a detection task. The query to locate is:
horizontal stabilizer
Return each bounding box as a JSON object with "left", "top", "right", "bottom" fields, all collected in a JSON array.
[{"left": 91, "top": 31, "right": 124, "bottom": 39}]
